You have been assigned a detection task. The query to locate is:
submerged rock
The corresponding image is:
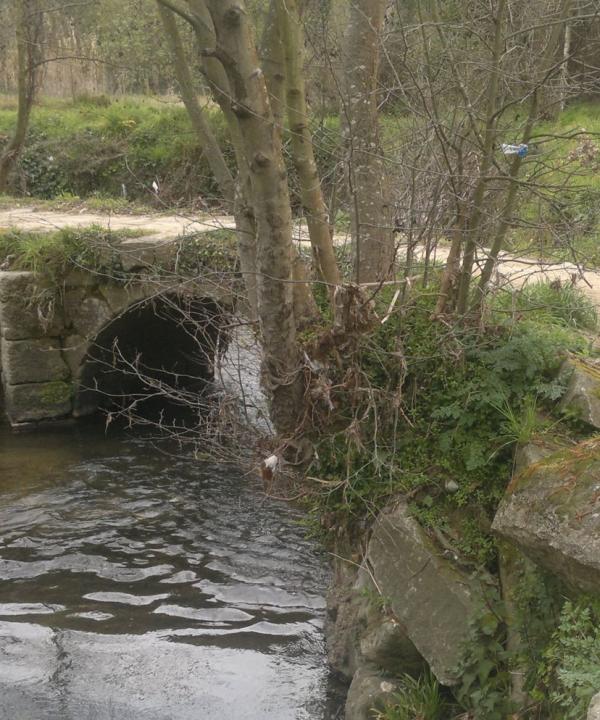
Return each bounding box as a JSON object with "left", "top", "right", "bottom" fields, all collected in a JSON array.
[
  {"left": 559, "top": 358, "right": 600, "bottom": 430},
  {"left": 366, "top": 502, "right": 488, "bottom": 686},
  {"left": 492, "top": 438, "right": 600, "bottom": 595}
]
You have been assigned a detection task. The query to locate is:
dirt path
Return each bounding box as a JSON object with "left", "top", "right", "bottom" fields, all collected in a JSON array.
[
  {"left": 427, "top": 244, "right": 600, "bottom": 312},
  {"left": 0, "top": 206, "right": 236, "bottom": 240},
  {"left": 1, "top": 206, "right": 599, "bottom": 311}
]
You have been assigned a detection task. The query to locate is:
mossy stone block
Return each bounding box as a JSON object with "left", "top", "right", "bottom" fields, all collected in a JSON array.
[
  {"left": 5, "top": 381, "right": 72, "bottom": 423},
  {"left": 1, "top": 337, "right": 69, "bottom": 385}
]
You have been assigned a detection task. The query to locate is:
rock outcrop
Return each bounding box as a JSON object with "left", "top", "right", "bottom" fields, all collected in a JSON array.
[
  {"left": 367, "top": 502, "right": 489, "bottom": 686},
  {"left": 326, "top": 503, "right": 494, "bottom": 719},
  {"left": 492, "top": 438, "right": 600, "bottom": 595},
  {"left": 345, "top": 667, "right": 397, "bottom": 720},
  {"left": 589, "top": 692, "right": 600, "bottom": 720},
  {"left": 560, "top": 358, "right": 600, "bottom": 430}
]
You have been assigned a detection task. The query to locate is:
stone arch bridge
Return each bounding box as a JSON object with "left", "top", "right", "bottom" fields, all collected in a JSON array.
[{"left": 0, "top": 237, "right": 238, "bottom": 427}]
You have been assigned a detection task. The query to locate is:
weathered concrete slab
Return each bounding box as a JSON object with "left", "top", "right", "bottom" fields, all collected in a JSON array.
[
  {"left": 492, "top": 438, "right": 600, "bottom": 596},
  {"left": 1, "top": 338, "right": 69, "bottom": 385},
  {"left": 4, "top": 381, "right": 72, "bottom": 423},
  {"left": 560, "top": 359, "right": 600, "bottom": 430},
  {"left": 367, "top": 502, "right": 486, "bottom": 686}
]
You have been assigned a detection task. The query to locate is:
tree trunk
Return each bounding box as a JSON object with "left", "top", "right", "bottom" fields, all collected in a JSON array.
[
  {"left": 158, "top": 0, "right": 259, "bottom": 319},
  {"left": 342, "top": 0, "right": 393, "bottom": 284},
  {"left": 203, "top": 0, "right": 304, "bottom": 437},
  {"left": 157, "top": 1, "right": 236, "bottom": 206},
  {"left": 454, "top": 0, "right": 507, "bottom": 315},
  {"left": 498, "top": 542, "right": 530, "bottom": 713},
  {"left": 0, "top": 0, "right": 42, "bottom": 193},
  {"left": 275, "top": 0, "right": 340, "bottom": 288}
]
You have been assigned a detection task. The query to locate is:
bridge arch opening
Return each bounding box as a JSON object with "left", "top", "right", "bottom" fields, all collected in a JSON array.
[{"left": 74, "top": 293, "right": 228, "bottom": 424}]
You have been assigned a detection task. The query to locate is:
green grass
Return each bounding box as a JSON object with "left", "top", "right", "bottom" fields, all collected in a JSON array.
[
  {"left": 490, "top": 280, "right": 598, "bottom": 331},
  {"left": 373, "top": 672, "right": 454, "bottom": 720},
  {"left": 0, "top": 225, "right": 145, "bottom": 274},
  {"left": 0, "top": 94, "right": 234, "bottom": 204},
  {"left": 506, "top": 100, "right": 600, "bottom": 267},
  {"left": 0, "top": 192, "right": 155, "bottom": 215}
]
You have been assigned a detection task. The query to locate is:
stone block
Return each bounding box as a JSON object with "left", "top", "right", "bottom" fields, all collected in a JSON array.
[
  {"left": 62, "top": 334, "right": 89, "bottom": 377},
  {"left": 0, "top": 270, "right": 34, "bottom": 304},
  {"left": 492, "top": 438, "right": 600, "bottom": 596},
  {"left": 514, "top": 440, "right": 559, "bottom": 471},
  {"left": 68, "top": 295, "right": 113, "bottom": 339},
  {"left": 1, "top": 338, "right": 69, "bottom": 385},
  {"left": 100, "top": 283, "right": 149, "bottom": 315},
  {"left": 4, "top": 381, "right": 72, "bottom": 424},
  {"left": 61, "top": 269, "right": 101, "bottom": 290},
  {"left": 559, "top": 359, "right": 600, "bottom": 430},
  {"left": 367, "top": 502, "right": 487, "bottom": 686},
  {"left": 0, "top": 271, "right": 64, "bottom": 339}
]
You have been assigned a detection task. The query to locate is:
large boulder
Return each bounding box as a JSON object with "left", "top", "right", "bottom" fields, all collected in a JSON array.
[
  {"left": 326, "top": 550, "right": 423, "bottom": 683},
  {"left": 559, "top": 358, "right": 600, "bottom": 430},
  {"left": 344, "top": 666, "right": 397, "bottom": 720},
  {"left": 366, "top": 502, "right": 489, "bottom": 686},
  {"left": 360, "top": 614, "right": 423, "bottom": 676},
  {"left": 325, "top": 554, "right": 368, "bottom": 680},
  {"left": 492, "top": 438, "right": 600, "bottom": 596},
  {"left": 589, "top": 692, "right": 600, "bottom": 720}
]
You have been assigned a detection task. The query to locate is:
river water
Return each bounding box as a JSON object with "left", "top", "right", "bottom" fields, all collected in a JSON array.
[{"left": 0, "top": 423, "right": 341, "bottom": 719}]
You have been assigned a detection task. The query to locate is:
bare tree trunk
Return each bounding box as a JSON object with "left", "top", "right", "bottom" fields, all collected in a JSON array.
[
  {"left": 261, "top": 0, "right": 320, "bottom": 326},
  {"left": 498, "top": 542, "right": 530, "bottom": 713},
  {"left": 0, "top": 0, "right": 42, "bottom": 193},
  {"left": 203, "top": 0, "right": 304, "bottom": 437},
  {"left": 275, "top": 0, "right": 340, "bottom": 288},
  {"left": 342, "top": 0, "right": 393, "bottom": 284},
  {"left": 454, "top": 0, "right": 507, "bottom": 315},
  {"left": 476, "top": 94, "right": 539, "bottom": 304},
  {"left": 158, "top": 0, "right": 259, "bottom": 319},
  {"left": 157, "top": 1, "right": 236, "bottom": 205}
]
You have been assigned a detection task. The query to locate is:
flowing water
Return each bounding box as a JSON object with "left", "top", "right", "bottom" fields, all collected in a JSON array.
[{"left": 0, "top": 423, "right": 341, "bottom": 720}]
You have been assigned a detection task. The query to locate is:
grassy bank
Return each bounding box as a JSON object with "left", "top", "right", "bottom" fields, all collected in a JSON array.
[
  {"left": 1, "top": 94, "right": 599, "bottom": 268},
  {"left": 0, "top": 94, "right": 340, "bottom": 212},
  {"left": 0, "top": 95, "right": 233, "bottom": 206},
  {"left": 303, "top": 277, "right": 598, "bottom": 719}
]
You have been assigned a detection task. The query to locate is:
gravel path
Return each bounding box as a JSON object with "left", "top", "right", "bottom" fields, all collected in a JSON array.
[
  {"left": 1, "top": 206, "right": 599, "bottom": 311},
  {"left": 0, "top": 207, "right": 235, "bottom": 240}
]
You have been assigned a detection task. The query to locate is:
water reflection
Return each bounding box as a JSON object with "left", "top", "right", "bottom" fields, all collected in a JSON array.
[{"left": 0, "top": 424, "right": 342, "bottom": 719}]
